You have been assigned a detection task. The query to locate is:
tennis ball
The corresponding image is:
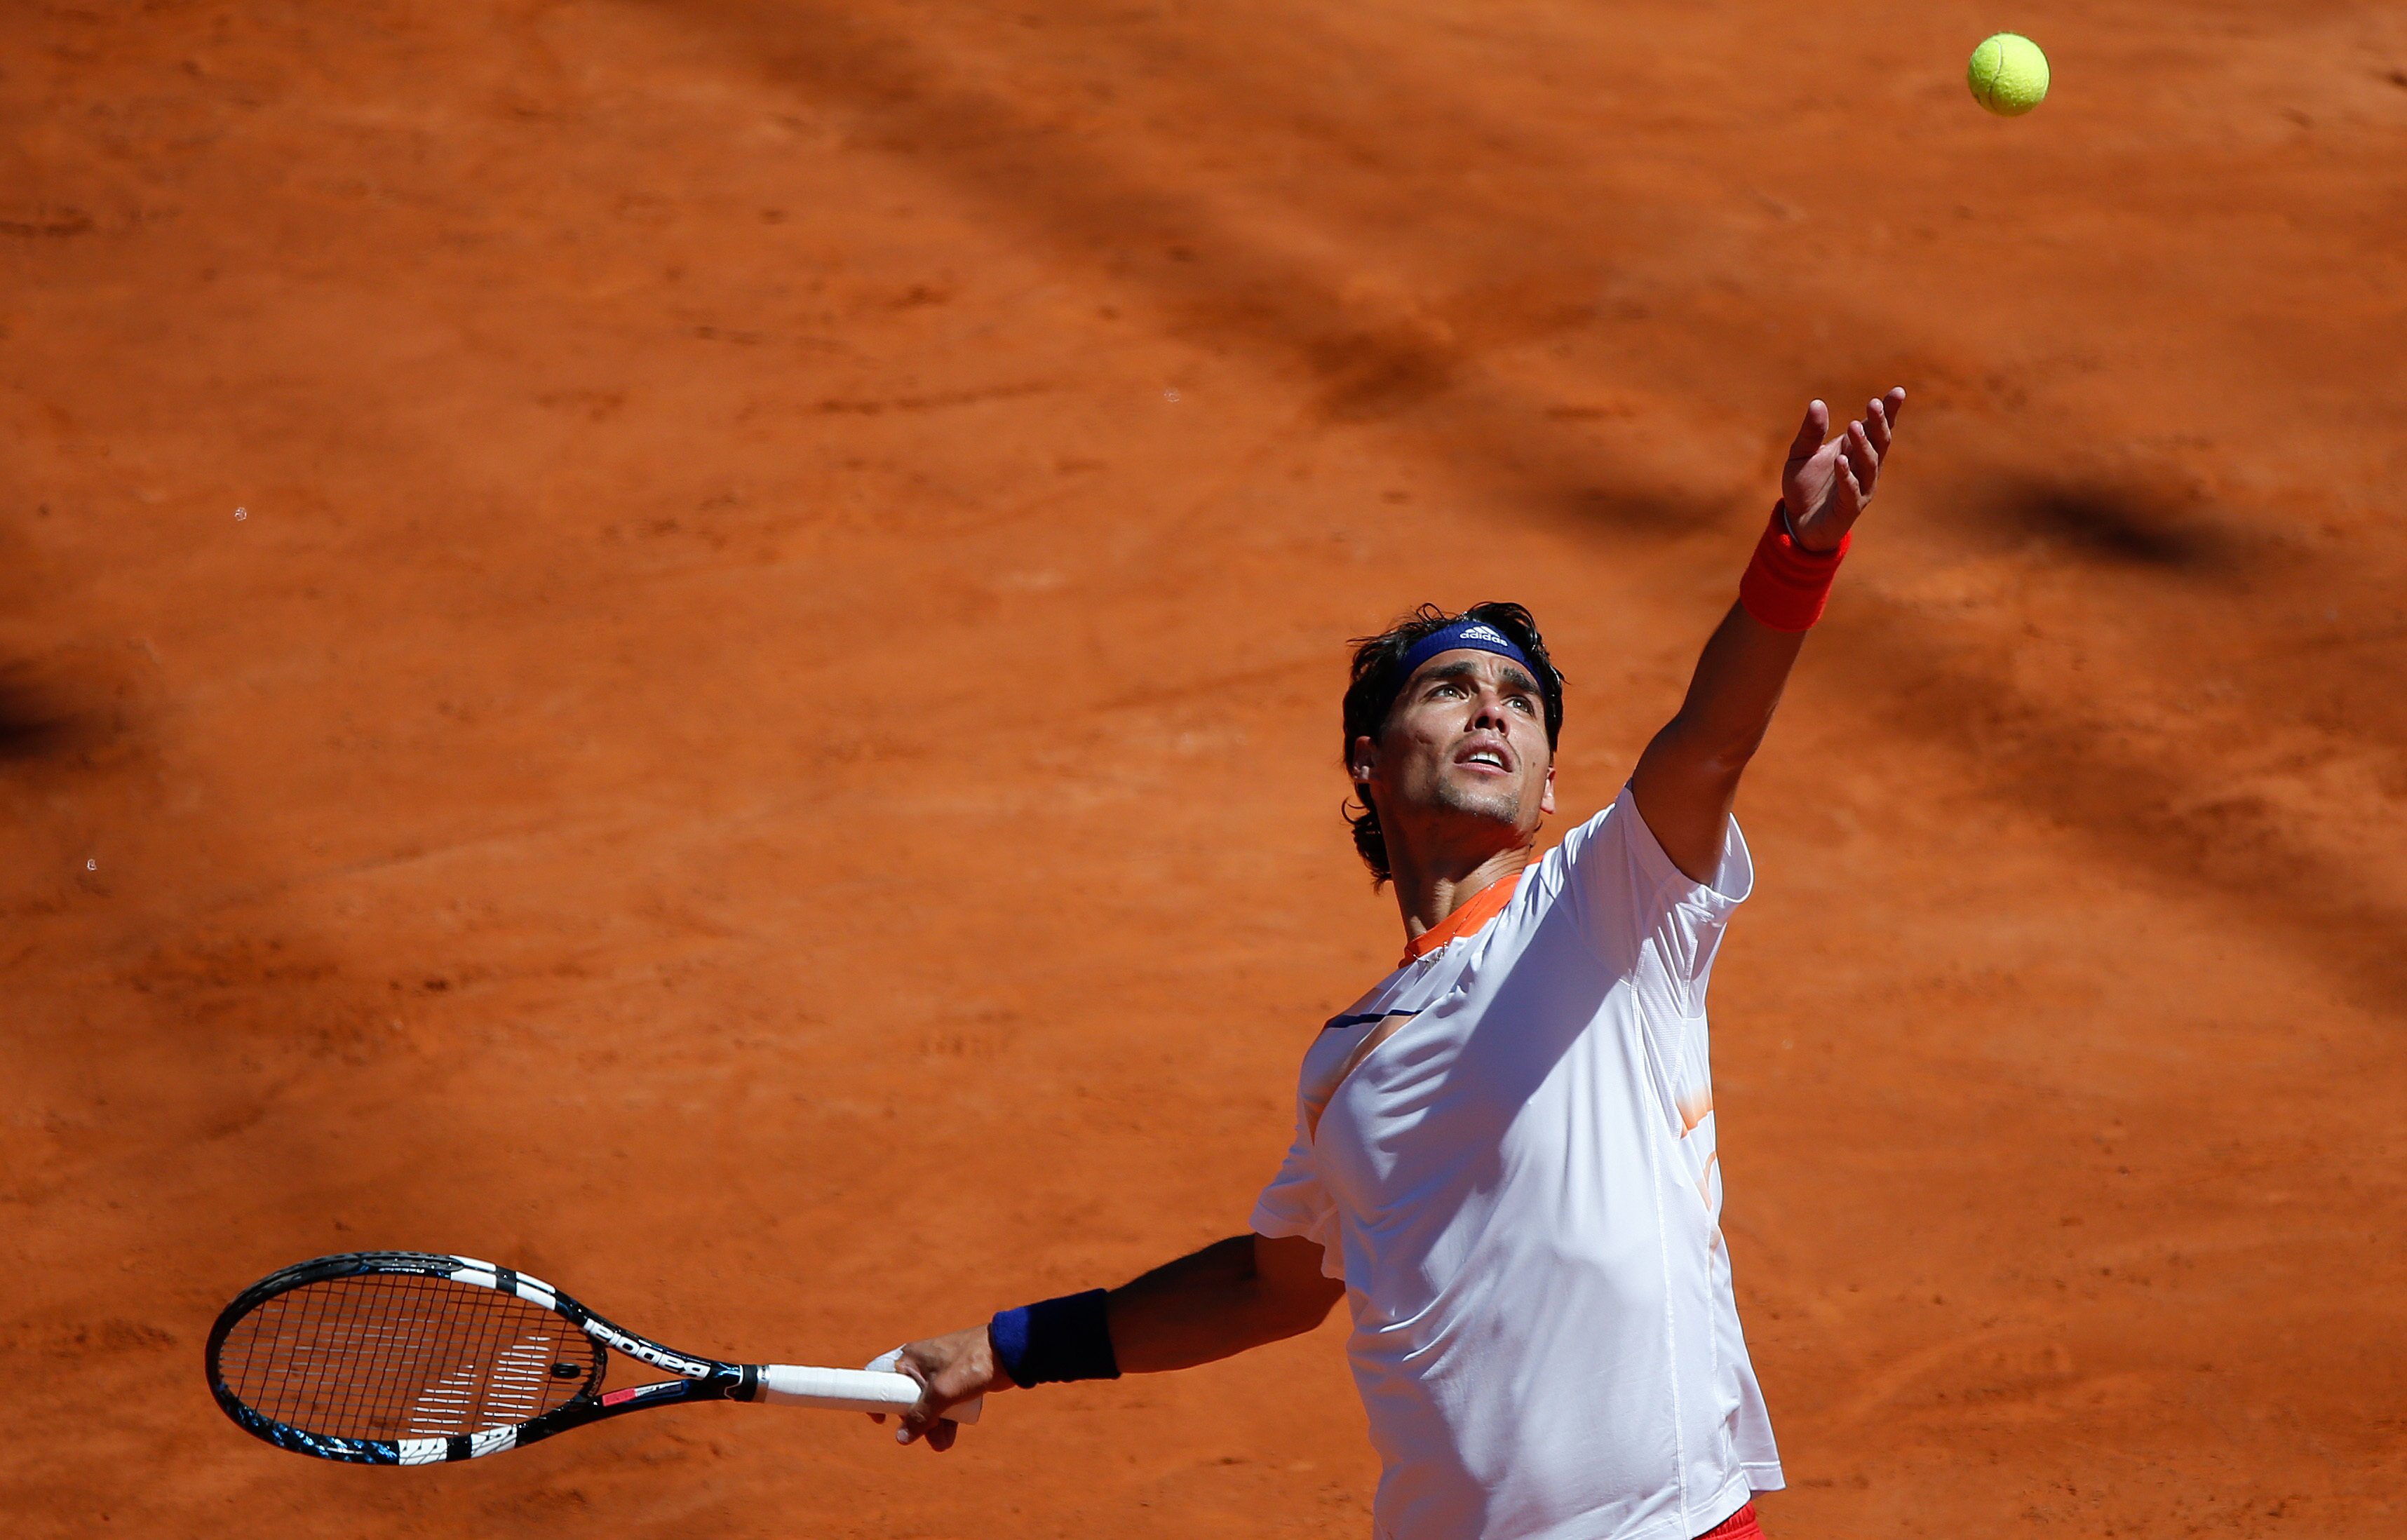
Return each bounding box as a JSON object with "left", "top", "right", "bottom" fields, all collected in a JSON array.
[{"left": 1967, "top": 33, "right": 2049, "bottom": 116}]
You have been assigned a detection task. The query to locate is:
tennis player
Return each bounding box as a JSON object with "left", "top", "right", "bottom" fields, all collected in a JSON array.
[{"left": 884, "top": 389, "right": 1905, "bottom": 1540}]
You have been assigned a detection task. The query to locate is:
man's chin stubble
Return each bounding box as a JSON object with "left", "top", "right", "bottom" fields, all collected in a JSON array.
[{"left": 1424, "top": 778, "right": 1528, "bottom": 829}]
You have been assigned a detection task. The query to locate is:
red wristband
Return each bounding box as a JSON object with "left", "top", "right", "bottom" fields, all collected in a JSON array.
[{"left": 1738, "top": 500, "right": 1848, "bottom": 631}]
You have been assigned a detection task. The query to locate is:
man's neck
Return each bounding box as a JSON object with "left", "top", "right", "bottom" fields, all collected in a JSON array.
[{"left": 1389, "top": 839, "right": 1539, "bottom": 945}]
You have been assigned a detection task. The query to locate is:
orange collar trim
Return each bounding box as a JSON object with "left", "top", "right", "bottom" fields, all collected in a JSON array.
[{"left": 1400, "top": 861, "right": 1538, "bottom": 966}]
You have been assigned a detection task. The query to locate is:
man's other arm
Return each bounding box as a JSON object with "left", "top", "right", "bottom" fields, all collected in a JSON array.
[{"left": 886, "top": 1232, "right": 1342, "bottom": 1449}]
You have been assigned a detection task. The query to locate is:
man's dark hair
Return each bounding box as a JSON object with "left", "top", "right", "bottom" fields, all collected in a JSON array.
[{"left": 1341, "top": 602, "right": 1565, "bottom": 885}]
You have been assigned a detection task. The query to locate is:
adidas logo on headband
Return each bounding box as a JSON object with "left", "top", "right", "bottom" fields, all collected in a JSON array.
[{"left": 1382, "top": 617, "right": 1542, "bottom": 720}]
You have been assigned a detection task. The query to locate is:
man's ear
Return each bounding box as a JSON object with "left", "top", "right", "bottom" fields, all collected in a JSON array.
[
  {"left": 1349, "top": 733, "right": 1379, "bottom": 786},
  {"left": 1539, "top": 763, "right": 1557, "bottom": 817}
]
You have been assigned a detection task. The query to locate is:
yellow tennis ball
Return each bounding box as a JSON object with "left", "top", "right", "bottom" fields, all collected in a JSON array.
[{"left": 1967, "top": 33, "right": 2049, "bottom": 116}]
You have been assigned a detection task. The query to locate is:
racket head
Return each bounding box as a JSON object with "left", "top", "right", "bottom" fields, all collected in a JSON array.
[{"left": 206, "top": 1251, "right": 612, "bottom": 1464}]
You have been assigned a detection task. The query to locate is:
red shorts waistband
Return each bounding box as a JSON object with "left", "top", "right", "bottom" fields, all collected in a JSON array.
[{"left": 1697, "top": 1504, "right": 1763, "bottom": 1540}]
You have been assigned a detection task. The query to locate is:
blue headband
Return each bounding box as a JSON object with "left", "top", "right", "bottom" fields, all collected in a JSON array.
[
  {"left": 1376, "top": 618, "right": 1539, "bottom": 724},
  {"left": 1396, "top": 617, "right": 1534, "bottom": 680}
]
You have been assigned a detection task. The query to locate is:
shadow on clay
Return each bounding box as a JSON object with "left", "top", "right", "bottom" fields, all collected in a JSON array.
[
  {"left": 1975, "top": 478, "right": 2232, "bottom": 572},
  {"left": 0, "top": 666, "right": 112, "bottom": 764},
  {"left": 642, "top": 0, "right": 1733, "bottom": 539},
  {"left": 1825, "top": 487, "right": 2407, "bottom": 1015}
]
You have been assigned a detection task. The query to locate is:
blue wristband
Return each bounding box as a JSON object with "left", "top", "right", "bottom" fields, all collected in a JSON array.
[{"left": 987, "top": 1288, "right": 1120, "bottom": 1388}]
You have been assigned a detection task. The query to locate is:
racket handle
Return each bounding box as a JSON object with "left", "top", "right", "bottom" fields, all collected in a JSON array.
[{"left": 755, "top": 1365, "right": 923, "bottom": 1413}]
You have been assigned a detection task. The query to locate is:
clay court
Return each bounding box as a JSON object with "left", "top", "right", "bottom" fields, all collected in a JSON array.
[{"left": 5, "top": 2, "right": 2404, "bottom": 1535}]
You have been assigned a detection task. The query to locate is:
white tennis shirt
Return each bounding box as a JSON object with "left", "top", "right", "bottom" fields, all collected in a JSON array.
[{"left": 1252, "top": 785, "right": 1781, "bottom": 1540}]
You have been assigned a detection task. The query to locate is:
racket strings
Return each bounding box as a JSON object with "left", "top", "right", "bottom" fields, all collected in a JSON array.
[{"left": 219, "top": 1274, "right": 599, "bottom": 1439}]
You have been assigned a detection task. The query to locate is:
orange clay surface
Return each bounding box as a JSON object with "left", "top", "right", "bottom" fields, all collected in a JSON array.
[{"left": 4, "top": 4, "right": 2406, "bottom": 1537}]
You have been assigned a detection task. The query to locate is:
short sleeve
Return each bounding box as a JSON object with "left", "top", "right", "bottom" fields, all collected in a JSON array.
[
  {"left": 1553, "top": 782, "right": 1753, "bottom": 1015},
  {"left": 1248, "top": 1112, "right": 1346, "bottom": 1281}
]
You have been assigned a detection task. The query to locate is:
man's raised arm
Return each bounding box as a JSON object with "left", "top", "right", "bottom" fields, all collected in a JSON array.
[
  {"left": 882, "top": 1231, "right": 1343, "bottom": 1450},
  {"left": 1631, "top": 389, "right": 1905, "bottom": 881}
]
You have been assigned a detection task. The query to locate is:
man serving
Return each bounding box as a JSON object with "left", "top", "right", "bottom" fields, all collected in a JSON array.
[{"left": 884, "top": 389, "right": 1906, "bottom": 1540}]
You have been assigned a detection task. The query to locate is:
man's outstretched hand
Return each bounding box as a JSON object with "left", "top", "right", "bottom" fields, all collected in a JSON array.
[
  {"left": 1781, "top": 388, "right": 1905, "bottom": 553},
  {"left": 871, "top": 1325, "right": 1010, "bottom": 1452}
]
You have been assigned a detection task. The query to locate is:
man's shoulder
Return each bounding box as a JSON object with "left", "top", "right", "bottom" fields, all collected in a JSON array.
[
  {"left": 1550, "top": 784, "right": 1644, "bottom": 860},
  {"left": 1551, "top": 783, "right": 1753, "bottom": 913}
]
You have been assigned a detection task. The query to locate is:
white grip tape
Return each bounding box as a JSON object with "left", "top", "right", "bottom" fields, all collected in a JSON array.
[
  {"left": 755, "top": 1364, "right": 923, "bottom": 1413},
  {"left": 752, "top": 1356, "right": 985, "bottom": 1426}
]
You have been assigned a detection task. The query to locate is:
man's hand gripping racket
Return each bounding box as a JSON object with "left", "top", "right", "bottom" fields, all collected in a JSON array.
[
  {"left": 205, "top": 1252, "right": 982, "bottom": 1465},
  {"left": 876, "top": 1321, "right": 1015, "bottom": 1452}
]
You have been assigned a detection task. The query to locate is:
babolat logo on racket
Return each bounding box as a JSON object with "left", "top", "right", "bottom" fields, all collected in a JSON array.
[
  {"left": 204, "top": 1250, "right": 952, "bottom": 1466},
  {"left": 578, "top": 1318, "right": 714, "bottom": 1378}
]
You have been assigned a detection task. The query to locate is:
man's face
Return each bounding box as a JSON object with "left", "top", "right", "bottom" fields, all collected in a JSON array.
[{"left": 1351, "top": 650, "right": 1556, "bottom": 855}]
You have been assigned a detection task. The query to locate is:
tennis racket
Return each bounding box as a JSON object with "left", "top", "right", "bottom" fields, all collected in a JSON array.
[{"left": 205, "top": 1250, "right": 977, "bottom": 1465}]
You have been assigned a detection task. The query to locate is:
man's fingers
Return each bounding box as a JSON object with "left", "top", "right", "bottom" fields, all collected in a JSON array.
[
  {"left": 1843, "top": 420, "right": 1880, "bottom": 495},
  {"left": 896, "top": 1409, "right": 959, "bottom": 1450},
  {"left": 895, "top": 1381, "right": 948, "bottom": 1444},
  {"left": 1834, "top": 455, "right": 1864, "bottom": 520},
  {"left": 1863, "top": 398, "right": 1892, "bottom": 457},
  {"left": 1785, "top": 399, "right": 1830, "bottom": 464},
  {"left": 1866, "top": 389, "right": 1905, "bottom": 448},
  {"left": 891, "top": 1358, "right": 931, "bottom": 1442}
]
